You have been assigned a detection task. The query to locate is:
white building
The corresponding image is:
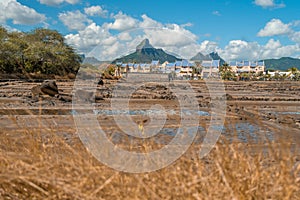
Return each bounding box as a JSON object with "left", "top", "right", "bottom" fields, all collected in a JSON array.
[
  {"left": 229, "top": 61, "right": 265, "bottom": 74},
  {"left": 201, "top": 60, "right": 220, "bottom": 78}
]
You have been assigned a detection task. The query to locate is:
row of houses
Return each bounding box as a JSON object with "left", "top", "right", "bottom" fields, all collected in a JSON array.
[
  {"left": 116, "top": 60, "right": 195, "bottom": 78},
  {"left": 229, "top": 61, "right": 265, "bottom": 74},
  {"left": 115, "top": 59, "right": 265, "bottom": 79}
]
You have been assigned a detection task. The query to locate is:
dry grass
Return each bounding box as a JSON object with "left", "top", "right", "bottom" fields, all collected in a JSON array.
[{"left": 1, "top": 126, "right": 299, "bottom": 200}]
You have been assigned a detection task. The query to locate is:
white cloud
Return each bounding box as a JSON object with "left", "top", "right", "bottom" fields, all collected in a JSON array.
[
  {"left": 118, "top": 32, "right": 132, "bottom": 41},
  {"left": 63, "top": 13, "right": 201, "bottom": 60},
  {"left": 198, "top": 40, "right": 218, "bottom": 54},
  {"left": 59, "top": 10, "right": 92, "bottom": 31},
  {"left": 38, "top": 0, "right": 80, "bottom": 6},
  {"left": 290, "top": 31, "right": 300, "bottom": 43},
  {"left": 261, "top": 40, "right": 300, "bottom": 58},
  {"left": 218, "top": 40, "right": 261, "bottom": 61},
  {"left": 212, "top": 11, "right": 221, "bottom": 16},
  {"left": 63, "top": 11, "right": 300, "bottom": 61},
  {"left": 264, "top": 38, "right": 281, "bottom": 49},
  {"left": 84, "top": 6, "right": 108, "bottom": 17},
  {"left": 181, "top": 22, "right": 193, "bottom": 28},
  {"left": 140, "top": 14, "right": 163, "bottom": 28},
  {"left": 0, "top": 0, "right": 46, "bottom": 25},
  {"left": 106, "top": 12, "right": 138, "bottom": 31},
  {"left": 102, "top": 36, "right": 117, "bottom": 46},
  {"left": 218, "top": 38, "right": 300, "bottom": 61},
  {"left": 257, "top": 19, "right": 291, "bottom": 37},
  {"left": 143, "top": 24, "right": 197, "bottom": 48},
  {"left": 65, "top": 23, "right": 111, "bottom": 53},
  {"left": 138, "top": 15, "right": 198, "bottom": 49},
  {"left": 254, "top": 0, "right": 285, "bottom": 8}
]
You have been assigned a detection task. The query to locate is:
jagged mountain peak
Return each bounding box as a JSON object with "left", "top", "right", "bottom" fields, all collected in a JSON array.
[
  {"left": 190, "top": 52, "right": 211, "bottom": 61},
  {"left": 113, "top": 39, "right": 180, "bottom": 63},
  {"left": 136, "top": 38, "right": 154, "bottom": 50},
  {"left": 191, "top": 51, "right": 226, "bottom": 65}
]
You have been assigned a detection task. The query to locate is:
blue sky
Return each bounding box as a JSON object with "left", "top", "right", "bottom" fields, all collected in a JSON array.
[{"left": 1, "top": 0, "right": 300, "bottom": 61}]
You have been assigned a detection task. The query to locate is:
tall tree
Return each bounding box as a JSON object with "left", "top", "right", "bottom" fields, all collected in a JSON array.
[
  {"left": 219, "top": 63, "right": 235, "bottom": 80},
  {"left": 0, "top": 26, "right": 82, "bottom": 75}
]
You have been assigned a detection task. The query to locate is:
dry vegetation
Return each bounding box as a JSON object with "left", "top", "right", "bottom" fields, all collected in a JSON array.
[
  {"left": 0, "top": 80, "right": 300, "bottom": 199},
  {"left": 0, "top": 122, "right": 299, "bottom": 200}
]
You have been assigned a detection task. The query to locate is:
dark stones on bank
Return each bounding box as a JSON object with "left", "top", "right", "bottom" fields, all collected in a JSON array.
[{"left": 30, "top": 79, "right": 106, "bottom": 103}]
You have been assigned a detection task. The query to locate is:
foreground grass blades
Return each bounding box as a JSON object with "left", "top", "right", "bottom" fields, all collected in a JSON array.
[{"left": 0, "top": 127, "right": 299, "bottom": 199}]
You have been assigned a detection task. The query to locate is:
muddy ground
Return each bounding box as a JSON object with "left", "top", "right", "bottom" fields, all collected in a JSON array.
[{"left": 0, "top": 79, "right": 299, "bottom": 156}]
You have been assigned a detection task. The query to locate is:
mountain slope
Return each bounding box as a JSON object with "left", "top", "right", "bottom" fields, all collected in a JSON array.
[
  {"left": 208, "top": 52, "right": 226, "bottom": 66},
  {"left": 190, "top": 52, "right": 226, "bottom": 65},
  {"left": 264, "top": 57, "right": 300, "bottom": 71},
  {"left": 113, "top": 39, "right": 180, "bottom": 63},
  {"left": 83, "top": 57, "right": 102, "bottom": 66},
  {"left": 190, "top": 52, "right": 211, "bottom": 61}
]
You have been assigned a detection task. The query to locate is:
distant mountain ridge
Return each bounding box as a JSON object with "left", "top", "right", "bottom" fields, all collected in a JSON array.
[
  {"left": 113, "top": 39, "right": 181, "bottom": 63},
  {"left": 83, "top": 57, "right": 102, "bottom": 66},
  {"left": 97, "top": 38, "right": 300, "bottom": 70},
  {"left": 264, "top": 57, "right": 300, "bottom": 71},
  {"left": 190, "top": 52, "right": 226, "bottom": 65}
]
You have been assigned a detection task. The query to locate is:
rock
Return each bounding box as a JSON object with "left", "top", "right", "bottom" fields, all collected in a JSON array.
[
  {"left": 58, "top": 94, "right": 72, "bottom": 102},
  {"left": 95, "top": 95, "right": 104, "bottom": 101},
  {"left": 67, "top": 73, "right": 76, "bottom": 79},
  {"left": 31, "top": 85, "right": 44, "bottom": 97},
  {"left": 97, "top": 79, "right": 104, "bottom": 86},
  {"left": 75, "top": 89, "right": 94, "bottom": 102},
  {"left": 225, "top": 94, "right": 234, "bottom": 100},
  {"left": 40, "top": 80, "right": 59, "bottom": 97}
]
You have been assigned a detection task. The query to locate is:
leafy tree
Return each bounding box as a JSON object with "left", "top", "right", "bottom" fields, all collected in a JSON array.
[
  {"left": 0, "top": 26, "right": 81, "bottom": 76},
  {"left": 287, "top": 67, "right": 300, "bottom": 80},
  {"left": 288, "top": 67, "right": 298, "bottom": 74},
  {"left": 219, "top": 63, "right": 235, "bottom": 80},
  {"left": 0, "top": 31, "right": 28, "bottom": 73}
]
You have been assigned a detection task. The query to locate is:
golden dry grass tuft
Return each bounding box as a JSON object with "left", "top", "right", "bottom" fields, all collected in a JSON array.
[{"left": 0, "top": 126, "right": 299, "bottom": 199}]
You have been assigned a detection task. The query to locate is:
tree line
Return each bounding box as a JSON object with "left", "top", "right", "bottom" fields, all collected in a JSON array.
[{"left": 0, "top": 26, "right": 82, "bottom": 76}]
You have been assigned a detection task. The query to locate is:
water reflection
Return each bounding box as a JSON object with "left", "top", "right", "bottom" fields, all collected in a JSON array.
[
  {"left": 72, "top": 109, "right": 210, "bottom": 116},
  {"left": 107, "top": 122, "right": 274, "bottom": 145}
]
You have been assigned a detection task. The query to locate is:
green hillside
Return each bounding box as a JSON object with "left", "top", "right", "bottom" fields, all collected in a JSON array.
[
  {"left": 113, "top": 39, "right": 180, "bottom": 63},
  {"left": 264, "top": 57, "right": 300, "bottom": 71}
]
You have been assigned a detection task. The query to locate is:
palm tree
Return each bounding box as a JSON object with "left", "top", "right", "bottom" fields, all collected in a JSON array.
[
  {"left": 219, "top": 63, "right": 235, "bottom": 80},
  {"left": 288, "top": 67, "right": 298, "bottom": 74}
]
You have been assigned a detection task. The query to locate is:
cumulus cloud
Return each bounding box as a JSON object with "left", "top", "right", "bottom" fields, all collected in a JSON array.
[
  {"left": 87, "top": 36, "right": 148, "bottom": 61},
  {"left": 84, "top": 6, "right": 108, "bottom": 17},
  {"left": 256, "top": 19, "right": 300, "bottom": 58},
  {"left": 198, "top": 40, "right": 219, "bottom": 54},
  {"left": 264, "top": 38, "right": 281, "bottom": 49},
  {"left": 64, "top": 14, "right": 200, "bottom": 60},
  {"left": 140, "top": 14, "right": 163, "bottom": 28},
  {"left": 137, "top": 15, "right": 198, "bottom": 49},
  {"left": 218, "top": 38, "right": 300, "bottom": 61},
  {"left": 143, "top": 24, "right": 197, "bottom": 47},
  {"left": 0, "top": 0, "right": 46, "bottom": 25},
  {"left": 218, "top": 40, "right": 261, "bottom": 61},
  {"left": 38, "top": 0, "right": 80, "bottom": 6},
  {"left": 118, "top": 32, "right": 132, "bottom": 41},
  {"left": 63, "top": 11, "right": 300, "bottom": 61},
  {"left": 65, "top": 23, "right": 111, "bottom": 53},
  {"left": 254, "top": 0, "right": 285, "bottom": 8},
  {"left": 290, "top": 31, "right": 300, "bottom": 43},
  {"left": 257, "top": 19, "right": 291, "bottom": 37},
  {"left": 59, "top": 10, "right": 92, "bottom": 31},
  {"left": 106, "top": 12, "right": 138, "bottom": 31},
  {"left": 261, "top": 40, "right": 300, "bottom": 58}
]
